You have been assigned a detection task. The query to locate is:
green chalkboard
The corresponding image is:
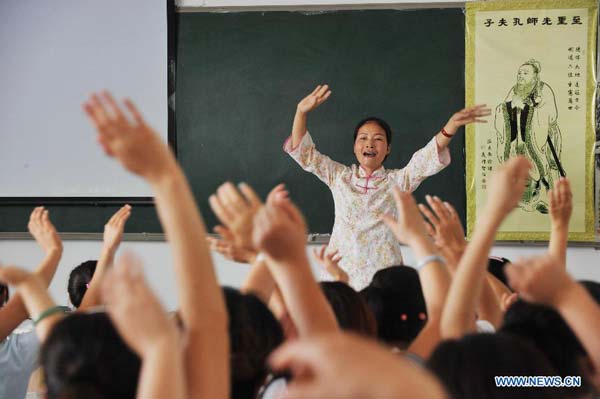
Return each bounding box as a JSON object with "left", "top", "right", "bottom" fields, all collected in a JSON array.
[
  {"left": 0, "top": 8, "right": 466, "bottom": 235},
  {"left": 177, "top": 9, "right": 466, "bottom": 234}
]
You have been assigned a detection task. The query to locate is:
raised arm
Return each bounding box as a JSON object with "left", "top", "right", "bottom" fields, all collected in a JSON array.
[
  {"left": 79, "top": 204, "right": 131, "bottom": 310},
  {"left": 313, "top": 245, "right": 349, "bottom": 284},
  {"left": 102, "top": 254, "right": 185, "bottom": 399},
  {"left": 84, "top": 92, "right": 228, "bottom": 399},
  {"left": 0, "top": 207, "right": 62, "bottom": 340},
  {"left": 291, "top": 84, "right": 331, "bottom": 149},
  {"left": 0, "top": 266, "right": 65, "bottom": 342},
  {"left": 435, "top": 104, "right": 491, "bottom": 150},
  {"left": 383, "top": 188, "right": 451, "bottom": 358},
  {"left": 253, "top": 197, "right": 339, "bottom": 337},
  {"left": 548, "top": 177, "right": 572, "bottom": 269},
  {"left": 440, "top": 156, "right": 530, "bottom": 339},
  {"left": 506, "top": 255, "right": 600, "bottom": 385},
  {"left": 420, "top": 196, "right": 502, "bottom": 327}
]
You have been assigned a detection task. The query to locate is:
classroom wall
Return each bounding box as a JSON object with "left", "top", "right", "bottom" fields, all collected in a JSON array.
[{"left": 0, "top": 239, "right": 598, "bottom": 310}]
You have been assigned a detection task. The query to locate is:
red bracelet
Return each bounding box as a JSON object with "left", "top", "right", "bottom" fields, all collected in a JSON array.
[{"left": 441, "top": 127, "right": 454, "bottom": 138}]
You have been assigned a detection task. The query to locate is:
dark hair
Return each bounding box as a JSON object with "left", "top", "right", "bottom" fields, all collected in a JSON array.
[
  {"left": 427, "top": 333, "right": 565, "bottom": 399},
  {"left": 354, "top": 117, "right": 392, "bottom": 146},
  {"left": 41, "top": 312, "right": 140, "bottom": 399},
  {"left": 0, "top": 283, "right": 8, "bottom": 306},
  {"left": 360, "top": 266, "right": 427, "bottom": 347},
  {"left": 320, "top": 282, "right": 377, "bottom": 337},
  {"left": 580, "top": 280, "right": 600, "bottom": 304},
  {"left": 487, "top": 257, "right": 512, "bottom": 289},
  {"left": 224, "top": 287, "right": 284, "bottom": 399},
  {"left": 500, "top": 300, "right": 592, "bottom": 394},
  {"left": 68, "top": 260, "right": 97, "bottom": 308}
]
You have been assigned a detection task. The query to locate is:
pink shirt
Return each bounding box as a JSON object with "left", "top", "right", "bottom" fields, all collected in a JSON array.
[{"left": 285, "top": 132, "right": 450, "bottom": 289}]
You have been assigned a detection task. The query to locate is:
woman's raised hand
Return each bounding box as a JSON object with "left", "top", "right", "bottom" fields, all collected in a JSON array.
[
  {"left": 297, "top": 84, "right": 332, "bottom": 114},
  {"left": 444, "top": 104, "right": 492, "bottom": 135}
]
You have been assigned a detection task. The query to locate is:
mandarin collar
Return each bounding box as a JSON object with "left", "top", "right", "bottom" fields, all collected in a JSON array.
[{"left": 357, "top": 164, "right": 385, "bottom": 178}]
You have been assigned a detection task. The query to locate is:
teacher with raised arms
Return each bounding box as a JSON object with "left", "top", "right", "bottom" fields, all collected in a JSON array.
[{"left": 284, "top": 84, "right": 490, "bottom": 289}]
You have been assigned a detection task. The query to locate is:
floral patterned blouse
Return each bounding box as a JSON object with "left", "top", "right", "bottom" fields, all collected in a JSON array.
[{"left": 284, "top": 132, "right": 450, "bottom": 290}]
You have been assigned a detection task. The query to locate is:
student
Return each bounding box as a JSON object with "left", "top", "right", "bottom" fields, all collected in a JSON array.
[
  {"left": 0, "top": 207, "right": 62, "bottom": 399},
  {"left": 285, "top": 84, "right": 490, "bottom": 288},
  {"left": 71, "top": 204, "right": 131, "bottom": 310}
]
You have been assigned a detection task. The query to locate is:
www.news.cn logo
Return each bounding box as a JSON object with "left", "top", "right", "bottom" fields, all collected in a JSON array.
[{"left": 495, "top": 376, "right": 581, "bottom": 388}]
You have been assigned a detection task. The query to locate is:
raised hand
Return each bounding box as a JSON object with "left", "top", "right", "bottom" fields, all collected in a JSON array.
[
  {"left": 296, "top": 84, "right": 332, "bottom": 115},
  {"left": 207, "top": 225, "right": 257, "bottom": 264},
  {"left": 209, "top": 182, "right": 262, "bottom": 252},
  {"left": 419, "top": 195, "right": 466, "bottom": 250},
  {"left": 28, "top": 207, "right": 62, "bottom": 254},
  {"left": 83, "top": 91, "right": 177, "bottom": 182},
  {"left": 486, "top": 156, "right": 531, "bottom": 219},
  {"left": 383, "top": 187, "right": 431, "bottom": 249},
  {"left": 312, "top": 245, "right": 348, "bottom": 283},
  {"left": 252, "top": 200, "right": 307, "bottom": 263},
  {"left": 443, "top": 104, "right": 492, "bottom": 135},
  {"left": 505, "top": 255, "right": 573, "bottom": 307},
  {"left": 103, "top": 205, "right": 132, "bottom": 253},
  {"left": 0, "top": 266, "right": 38, "bottom": 287},
  {"left": 269, "top": 333, "right": 447, "bottom": 399},
  {"left": 102, "top": 253, "right": 186, "bottom": 399},
  {"left": 102, "top": 253, "right": 179, "bottom": 358},
  {"left": 549, "top": 177, "right": 572, "bottom": 230}
]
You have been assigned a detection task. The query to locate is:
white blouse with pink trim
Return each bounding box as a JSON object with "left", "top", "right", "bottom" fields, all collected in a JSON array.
[{"left": 284, "top": 132, "right": 451, "bottom": 290}]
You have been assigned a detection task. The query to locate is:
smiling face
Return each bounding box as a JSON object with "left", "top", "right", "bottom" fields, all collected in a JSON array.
[{"left": 353, "top": 121, "right": 391, "bottom": 173}]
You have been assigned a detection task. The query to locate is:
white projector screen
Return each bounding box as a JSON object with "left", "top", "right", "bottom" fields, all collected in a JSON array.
[{"left": 0, "top": 0, "right": 168, "bottom": 198}]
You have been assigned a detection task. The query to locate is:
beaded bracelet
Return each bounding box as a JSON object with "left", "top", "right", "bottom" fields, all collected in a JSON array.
[
  {"left": 416, "top": 255, "right": 446, "bottom": 270},
  {"left": 441, "top": 127, "right": 454, "bottom": 138}
]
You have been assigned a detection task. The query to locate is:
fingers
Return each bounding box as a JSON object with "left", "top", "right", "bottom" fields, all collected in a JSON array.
[
  {"left": 274, "top": 199, "right": 305, "bottom": 228},
  {"left": 123, "top": 98, "right": 146, "bottom": 126},
  {"left": 381, "top": 213, "right": 397, "bottom": 230},
  {"left": 213, "top": 225, "right": 234, "bottom": 241},
  {"left": 107, "top": 204, "right": 132, "bottom": 226},
  {"left": 209, "top": 194, "right": 234, "bottom": 226},
  {"left": 310, "top": 85, "right": 322, "bottom": 96},
  {"left": 315, "top": 84, "right": 330, "bottom": 99},
  {"left": 100, "top": 91, "right": 127, "bottom": 122},
  {"left": 443, "top": 201, "right": 459, "bottom": 221},
  {"left": 238, "top": 183, "right": 262, "bottom": 208},
  {"left": 266, "top": 183, "right": 289, "bottom": 205}
]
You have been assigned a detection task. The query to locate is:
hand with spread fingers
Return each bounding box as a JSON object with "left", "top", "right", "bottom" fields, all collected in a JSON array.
[
  {"left": 296, "top": 84, "right": 332, "bottom": 115},
  {"left": 443, "top": 104, "right": 492, "bottom": 135},
  {"left": 83, "top": 91, "right": 177, "bottom": 182},
  {"left": 207, "top": 225, "right": 257, "bottom": 264},
  {"left": 382, "top": 187, "right": 432, "bottom": 252},
  {"left": 252, "top": 200, "right": 308, "bottom": 264},
  {"left": 418, "top": 195, "right": 466, "bottom": 252},
  {"left": 208, "top": 183, "right": 290, "bottom": 263},
  {"left": 313, "top": 245, "right": 348, "bottom": 283},
  {"left": 209, "top": 182, "right": 264, "bottom": 253},
  {"left": 28, "top": 207, "right": 62, "bottom": 254}
]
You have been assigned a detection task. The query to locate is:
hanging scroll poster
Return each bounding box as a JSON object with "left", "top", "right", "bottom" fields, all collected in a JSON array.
[{"left": 466, "top": 0, "right": 597, "bottom": 241}]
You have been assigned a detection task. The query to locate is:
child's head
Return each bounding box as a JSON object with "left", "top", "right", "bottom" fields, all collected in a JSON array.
[
  {"left": 0, "top": 283, "right": 8, "bottom": 307},
  {"left": 41, "top": 312, "right": 140, "bottom": 399},
  {"left": 427, "top": 332, "right": 565, "bottom": 399},
  {"left": 320, "top": 281, "right": 377, "bottom": 337},
  {"left": 360, "top": 266, "right": 427, "bottom": 348},
  {"left": 353, "top": 117, "right": 392, "bottom": 169},
  {"left": 224, "top": 287, "right": 284, "bottom": 399},
  {"left": 68, "top": 260, "right": 97, "bottom": 308}
]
